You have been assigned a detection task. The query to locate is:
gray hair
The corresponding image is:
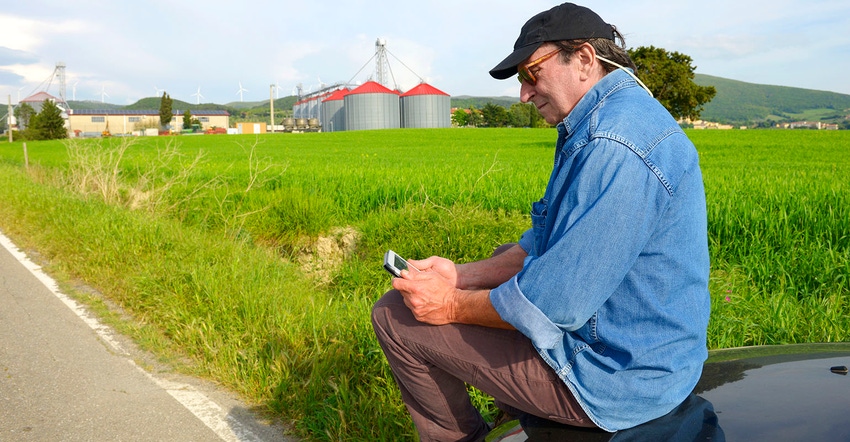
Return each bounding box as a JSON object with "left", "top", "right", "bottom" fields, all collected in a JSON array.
[{"left": 553, "top": 27, "right": 636, "bottom": 73}]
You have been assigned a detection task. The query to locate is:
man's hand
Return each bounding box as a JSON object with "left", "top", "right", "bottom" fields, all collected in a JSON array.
[
  {"left": 392, "top": 256, "right": 459, "bottom": 325},
  {"left": 392, "top": 255, "right": 516, "bottom": 330}
]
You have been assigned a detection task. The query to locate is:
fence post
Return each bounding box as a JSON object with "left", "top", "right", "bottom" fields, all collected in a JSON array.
[
  {"left": 7, "top": 95, "right": 12, "bottom": 143},
  {"left": 23, "top": 142, "right": 28, "bottom": 169}
]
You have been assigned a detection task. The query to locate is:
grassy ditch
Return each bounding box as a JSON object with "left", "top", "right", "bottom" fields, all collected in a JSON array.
[{"left": 0, "top": 128, "right": 848, "bottom": 440}]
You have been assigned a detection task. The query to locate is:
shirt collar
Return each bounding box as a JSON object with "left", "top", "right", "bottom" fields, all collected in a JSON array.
[{"left": 559, "top": 69, "right": 635, "bottom": 136}]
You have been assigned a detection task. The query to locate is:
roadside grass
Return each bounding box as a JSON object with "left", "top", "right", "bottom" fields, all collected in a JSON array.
[{"left": 0, "top": 128, "right": 848, "bottom": 440}]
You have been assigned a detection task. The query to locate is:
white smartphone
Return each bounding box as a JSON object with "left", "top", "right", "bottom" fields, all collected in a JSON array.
[{"left": 383, "top": 250, "right": 419, "bottom": 277}]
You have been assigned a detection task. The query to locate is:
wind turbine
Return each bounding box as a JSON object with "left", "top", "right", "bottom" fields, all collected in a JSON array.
[
  {"left": 72, "top": 82, "right": 79, "bottom": 100},
  {"left": 154, "top": 85, "right": 163, "bottom": 97},
  {"left": 191, "top": 86, "right": 204, "bottom": 104},
  {"left": 100, "top": 85, "right": 109, "bottom": 103},
  {"left": 236, "top": 82, "right": 248, "bottom": 102}
]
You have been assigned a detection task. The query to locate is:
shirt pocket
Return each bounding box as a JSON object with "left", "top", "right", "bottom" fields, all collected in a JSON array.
[{"left": 530, "top": 199, "right": 548, "bottom": 255}]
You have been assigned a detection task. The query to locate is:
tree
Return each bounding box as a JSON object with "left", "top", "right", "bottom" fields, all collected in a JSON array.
[
  {"left": 509, "top": 102, "right": 547, "bottom": 128},
  {"left": 452, "top": 108, "right": 469, "bottom": 127},
  {"left": 14, "top": 102, "right": 35, "bottom": 131},
  {"left": 628, "top": 46, "right": 716, "bottom": 121},
  {"left": 481, "top": 103, "right": 510, "bottom": 127},
  {"left": 466, "top": 106, "right": 484, "bottom": 127},
  {"left": 182, "top": 110, "right": 192, "bottom": 129},
  {"left": 159, "top": 92, "right": 173, "bottom": 129},
  {"left": 27, "top": 99, "right": 67, "bottom": 140}
]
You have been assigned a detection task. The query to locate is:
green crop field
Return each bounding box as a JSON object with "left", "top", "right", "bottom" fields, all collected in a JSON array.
[{"left": 0, "top": 128, "right": 848, "bottom": 441}]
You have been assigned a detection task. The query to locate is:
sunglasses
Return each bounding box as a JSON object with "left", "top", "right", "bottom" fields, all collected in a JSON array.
[{"left": 517, "top": 48, "right": 562, "bottom": 85}]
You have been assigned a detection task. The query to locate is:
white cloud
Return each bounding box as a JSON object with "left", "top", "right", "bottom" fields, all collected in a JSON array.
[
  {"left": 0, "top": 15, "right": 45, "bottom": 51},
  {"left": 0, "top": 14, "right": 89, "bottom": 52}
]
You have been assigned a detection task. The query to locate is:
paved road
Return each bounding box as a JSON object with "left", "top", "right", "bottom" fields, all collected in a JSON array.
[{"left": 0, "top": 232, "right": 295, "bottom": 442}]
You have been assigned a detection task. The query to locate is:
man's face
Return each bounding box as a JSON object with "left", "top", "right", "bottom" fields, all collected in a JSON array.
[{"left": 518, "top": 43, "right": 598, "bottom": 125}]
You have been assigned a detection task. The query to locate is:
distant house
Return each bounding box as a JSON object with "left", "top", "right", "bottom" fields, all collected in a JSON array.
[
  {"left": 689, "top": 119, "right": 734, "bottom": 130},
  {"left": 21, "top": 91, "right": 67, "bottom": 114},
  {"left": 775, "top": 121, "right": 842, "bottom": 130},
  {"left": 67, "top": 109, "right": 229, "bottom": 136},
  {"left": 17, "top": 91, "right": 69, "bottom": 131}
]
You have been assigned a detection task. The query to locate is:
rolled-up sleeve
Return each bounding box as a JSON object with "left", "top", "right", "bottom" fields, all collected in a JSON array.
[
  {"left": 517, "top": 228, "right": 535, "bottom": 254},
  {"left": 490, "top": 276, "right": 564, "bottom": 349}
]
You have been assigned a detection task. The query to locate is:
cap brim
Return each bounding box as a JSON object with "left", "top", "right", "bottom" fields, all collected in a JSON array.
[{"left": 489, "top": 43, "right": 541, "bottom": 80}]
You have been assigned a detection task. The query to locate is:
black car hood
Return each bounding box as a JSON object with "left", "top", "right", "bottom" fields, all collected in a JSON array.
[
  {"left": 519, "top": 343, "right": 850, "bottom": 441},
  {"left": 695, "top": 343, "right": 850, "bottom": 441}
]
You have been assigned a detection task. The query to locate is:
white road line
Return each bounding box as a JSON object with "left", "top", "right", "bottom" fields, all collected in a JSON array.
[{"left": 0, "top": 230, "right": 261, "bottom": 442}]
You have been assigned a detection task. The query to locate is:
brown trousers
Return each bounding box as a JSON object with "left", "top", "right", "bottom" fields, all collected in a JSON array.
[{"left": 371, "top": 290, "right": 595, "bottom": 441}]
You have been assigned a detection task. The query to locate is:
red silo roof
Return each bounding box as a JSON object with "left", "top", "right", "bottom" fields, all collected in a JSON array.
[
  {"left": 401, "top": 83, "right": 450, "bottom": 97},
  {"left": 348, "top": 81, "right": 399, "bottom": 95},
  {"left": 22, "top": 91, "right": 60, "bottom": 103},
  {"left": 323, "top": 88, "right": 349, "bottom": 102}
]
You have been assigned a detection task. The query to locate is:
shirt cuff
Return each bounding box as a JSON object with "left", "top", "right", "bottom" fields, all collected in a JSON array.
[
  {"left": 518, "top": 228, "right": 534, "bottom": 254},
  {"left": 490, "top": 276, "right": 564, "bottom": 350}
]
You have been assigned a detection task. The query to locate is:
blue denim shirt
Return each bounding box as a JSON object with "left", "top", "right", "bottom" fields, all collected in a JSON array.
[{"left": 490, "top": 69, "right": 710, "bottom": 431}]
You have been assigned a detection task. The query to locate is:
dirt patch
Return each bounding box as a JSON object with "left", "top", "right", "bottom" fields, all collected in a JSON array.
[{"left": 296, "top": 226, "right": 360, "bottom": 284}]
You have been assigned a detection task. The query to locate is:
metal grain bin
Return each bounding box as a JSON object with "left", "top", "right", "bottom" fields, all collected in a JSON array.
[
  {"left": 400, "top": 83, "right": 451, "bottom": 128},
  {"left": 305, "top": 95, "right": 320, "bottom": 120},
  {"left": 292, "top": 99, "right": 305, "bottom": 119},
  {"left": 344, "top": 81, "right": 400, "bottom": 131},
  {"left": 321, "top": 88, "right": 348, "bottom": 132}
]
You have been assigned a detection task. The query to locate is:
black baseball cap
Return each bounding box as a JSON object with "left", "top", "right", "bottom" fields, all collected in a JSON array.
[{"left": 489, "top": 3, "right": 615, "bottom": 80}]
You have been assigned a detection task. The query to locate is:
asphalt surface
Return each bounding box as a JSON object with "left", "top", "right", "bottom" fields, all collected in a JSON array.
[{"left": 0, "top": 232, "right": 295, "bottom": 442}]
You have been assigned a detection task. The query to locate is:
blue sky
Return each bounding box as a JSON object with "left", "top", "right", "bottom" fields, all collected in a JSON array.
[{"left": 2, "top": 0, "right": 848, "bottom": 105}]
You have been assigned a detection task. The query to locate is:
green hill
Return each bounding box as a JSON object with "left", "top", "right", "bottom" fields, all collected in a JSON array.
[
  {"left": 225, "top": 100, "right": 268, "bottom": 109},
  {"left": 237, "top": 96, "right": 299, "bottom": 114},
  {"left": 694, "top": 74, "right": 850, "bottom": 125},
  {"left": 123, "top": 97, "right": 242, "bottom": 114},
  {"left": 65, "top": 100, "right": 123, "bottom": 110},
  {"left": 123, "top": 96, "right": 193, "bottom": 111}
]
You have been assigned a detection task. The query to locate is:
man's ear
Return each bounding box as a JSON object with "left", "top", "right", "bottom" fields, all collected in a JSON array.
[{"left": 575, "top": 43, "right": 599, "bottom": 79}]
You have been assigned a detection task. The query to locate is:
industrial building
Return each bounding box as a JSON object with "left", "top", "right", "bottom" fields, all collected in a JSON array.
[
  {"left": 296, "top": 38, "right": 452, "bottom": 132},
  {"left": 320, "top": 88, "right": 348, "bottom": 132},
  {"left": 12, "top": 62, "right": 230, "bottom": 137},
  {"left": 67, "top": 109, "right": 229, "bottom": 136}
]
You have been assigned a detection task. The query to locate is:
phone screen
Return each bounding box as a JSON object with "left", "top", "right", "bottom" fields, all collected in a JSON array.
[{"left": 391, "top": 254, "right": 410, "bottom": 272}]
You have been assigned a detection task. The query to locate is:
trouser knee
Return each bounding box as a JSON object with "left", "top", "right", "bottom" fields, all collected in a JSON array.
[{"left": 371, "top": 290, "right": 403, "bottom": 340}]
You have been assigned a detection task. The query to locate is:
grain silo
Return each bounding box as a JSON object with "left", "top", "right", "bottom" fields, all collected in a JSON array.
[
  {"left": 344, "top": 81, "right": 400, "bottom": 131},
  {"left": 400, "top": 83, "right": 451, "bottom": 128},
  {"left": 321, "top": 88, "right": 348, "bottom": 132},
  {"left": 293, "top": 99, "right": 305, "bottom": 118},
  {"left": 305, "top": 94, "right": 323, "bottom": 120}
]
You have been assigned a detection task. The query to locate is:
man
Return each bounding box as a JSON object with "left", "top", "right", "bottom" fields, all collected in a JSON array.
[{"left": 371, "top": 3, "right": 710, "bottom": 441}]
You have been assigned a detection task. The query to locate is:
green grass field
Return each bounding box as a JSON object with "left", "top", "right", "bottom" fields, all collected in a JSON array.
[{"left": 0, "top": 128, "right": 848, "bottom": 441}]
